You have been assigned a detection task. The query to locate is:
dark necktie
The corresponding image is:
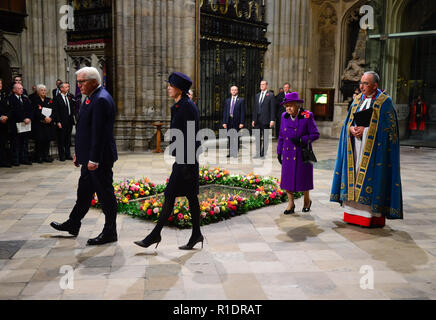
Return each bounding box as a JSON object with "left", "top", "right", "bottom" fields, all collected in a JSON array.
[
  {"left": 230, "top": 98, "right": 236, "bottom": 117},
  {"left": 64, "top": 95, "right": 71, "bottom": 116},
  {"left": 258, "top": 92, "right": 265, "bottom": 113}
]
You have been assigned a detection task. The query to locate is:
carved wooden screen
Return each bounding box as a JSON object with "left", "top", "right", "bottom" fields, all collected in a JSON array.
[{"left": 199, "top": 0, "right": 269, "bottom": 132}]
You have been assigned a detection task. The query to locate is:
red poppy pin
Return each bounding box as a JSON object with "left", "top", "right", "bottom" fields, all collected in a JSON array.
[
  {"left": 175, "top": 104, "right": 180, "bottom": 109},
  {"left": 85, "top": 98, "right": 91, "bottom": 105},
  {"left": 49, "top": 100, "right": 53, "bottom": 104},
  {"left": 38, "top": 105, "right": 42, "bottom": 110},
  {"left": 301, "top": 111, "right": 310, "bottom": 119},
  {"left": 266, "top": 93, "right": 269, "bottom": 97}
]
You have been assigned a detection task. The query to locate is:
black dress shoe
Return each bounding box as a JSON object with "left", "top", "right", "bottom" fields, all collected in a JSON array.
[
  {"left": 87, "top": 232, "right": 118, "bottom": 246},
  {"left": 50, "top": 220, "right": 81, "bottom": 236},
  {"left": 12, "top": 162, "right": 20, "bottom": 166},
  {"left": 21, "top": 161, "right": 32, "bottom": 165},
  {"left": 36, "top": 158, "right": 43, "bottom": 163},
  {"left": 65, "top": 156, "right": 73, "bottom": 160},
  {"left": 302, "top": 200, "right": 312, "bottom": 213},
  {"left": 284, "top": 205, "right": 295, "bottom": 215},
  {"left": 179, "top": 234, "right": 204, "bottom": 250},
  {"left": 43, "top": 157, "right": 54, "bottom": 163},
  {"left": 59, "top": 158, "right": 66, "bottom": 162},
  {"left": 134, "top": 233, "right": 162, "bottom": 249}
]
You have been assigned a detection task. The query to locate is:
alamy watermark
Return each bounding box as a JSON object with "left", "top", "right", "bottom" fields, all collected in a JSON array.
[
  {"left": 360, "top": 265, "right": 374, "bottom": 290},
  {"left": 360, "top": 5, "right": 374, "bottom": 30},
  {"left": 163, "top": 122, "right": 274, "bottom": 175},
  {"left": 59, "top": 265, "right": 74, "bottom": 290},
  {"left": 59, "top": 5, "right": 74, "bottom": 30}
]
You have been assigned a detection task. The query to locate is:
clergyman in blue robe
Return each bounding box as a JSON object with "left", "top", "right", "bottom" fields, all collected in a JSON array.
[{"left": 330, "top": 71, "right": 403, "bottom": 226}]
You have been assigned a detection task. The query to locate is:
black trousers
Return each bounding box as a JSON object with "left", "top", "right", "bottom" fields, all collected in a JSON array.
[
  {"left": 69, "top": 163, "right": 118, "bottom": 234},
  {"left": 10, "top": 134, "right": 30, "bottom": 164},
  {"left": 56, "top": 123, "right": 73, "bottom": 159},
  {"left": 254, "top": 123, "right": 271, "bottom": 157},
  {"left": 0, "top": 131, "right": 10, "bottom": 165},
  {"left": 35, "top": 140, "right": 51, "bottom": 161}
]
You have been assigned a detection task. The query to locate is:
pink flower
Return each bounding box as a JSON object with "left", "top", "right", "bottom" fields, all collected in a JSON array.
[
  {"left": 177, "top": 213, "right": 184, "bottom": 220},
  {"left": 147, "top": 209, "right": 152, "bottom": 216},
  {"left": 153, "top": 207, "right": 159, "bottom": 214},
  {"left": 214, "top": 206, "right": 220, "bottom": 214},
  {"left": 210, "top": 210, "right": 215, "bottom": 216}
]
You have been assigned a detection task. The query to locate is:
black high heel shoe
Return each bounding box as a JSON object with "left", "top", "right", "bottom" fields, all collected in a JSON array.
[
  {"left": 302, "top": 200, "right": 312, "bottom": 213},
  {"left": 134, "top": 233, "right": 161, "bottom": 249},
  {"left": 284, "top": 205, "right": 295, "bottom": 215},
  {"left": 179, "top": 234, "right": 204, "bottom": 250}
]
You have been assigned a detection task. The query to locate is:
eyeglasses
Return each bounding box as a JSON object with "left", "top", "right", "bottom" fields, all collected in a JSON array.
[{"left": 77, "top": 79, "right": 90, "bottom": 85}]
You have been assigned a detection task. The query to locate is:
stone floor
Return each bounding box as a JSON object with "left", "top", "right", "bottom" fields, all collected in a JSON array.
[{"left": 0, "top": 138, "right": 436, "bottom": 300}]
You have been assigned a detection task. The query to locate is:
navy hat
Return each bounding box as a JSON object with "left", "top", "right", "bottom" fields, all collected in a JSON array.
[{"left": 165, "top": 72, "right": 192, "bottom": 93}]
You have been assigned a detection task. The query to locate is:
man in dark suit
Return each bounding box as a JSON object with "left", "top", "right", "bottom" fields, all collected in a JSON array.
[
  {"left": 252, "top": 80, "right": 276, "bottom": 158},
  {"left": 275, "top": 82, "right": 291, "bottom": 137},
  {"left": 223, "top": 85, "right": 245, "bottom": 158},
  {"left": 52, "top": 79, "right": 62, "bottom": 98},
  {"left": 53, "top": 82, "right": 75, "bottom": 161},
  {"left": 50, "top": 67, "right": 118, "bottom": 246},
  {"left": 9, "top": 83, "right": 33, "bottom": 166},
  {"left": 0, "top": 79, "right": 11, "bottom": 167}
]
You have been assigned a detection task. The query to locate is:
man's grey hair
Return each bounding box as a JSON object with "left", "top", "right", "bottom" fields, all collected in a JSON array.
[
  {"left": 364, "top": 71, "right": 380, "bottom": 85},
  {"left": 261, "top": 80, "right": 268, "bottom": 85},
  {"left": 60, "top": 82, "right": 70, "bottom": 89},
  {"left": 36, "top": 84, "right": 47, "bottom": 92},
  {"left": 76, "top": 67, "right": 102, "bottom": 85}
]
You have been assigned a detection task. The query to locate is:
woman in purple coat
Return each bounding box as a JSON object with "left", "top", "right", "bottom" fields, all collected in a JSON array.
[{"left": 277, "top": 92, "right": 320, "bottom": 214}]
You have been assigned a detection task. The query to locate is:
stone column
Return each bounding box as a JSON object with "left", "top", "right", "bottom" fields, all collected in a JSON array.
[
  {"left": 263, "top": 0, "right": 309, "bottom": 96},
  {"left": 113, "top": 0, "right": 196, "bottom": 151},
  {"left": 21, "top": 0, "right": 67, "bottom": 91}
]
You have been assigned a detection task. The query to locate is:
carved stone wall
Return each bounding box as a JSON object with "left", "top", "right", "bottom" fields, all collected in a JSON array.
[
  {"left": 113, "top": 0, "right": 197, "bottom": 151},
  {"left": 263, "top": 0, "right": 310, "bottom": 96},
  {"left": 20, "top": 0, "right": 68, "bottom": 93}
]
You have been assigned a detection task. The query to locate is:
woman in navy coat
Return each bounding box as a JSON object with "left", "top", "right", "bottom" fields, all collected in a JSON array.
[
  {"left": 277, "top": 92, "right": 320, "bottom": 214},
  {"left": 135, "top": 72, "right": 203, "bottom": 250}
]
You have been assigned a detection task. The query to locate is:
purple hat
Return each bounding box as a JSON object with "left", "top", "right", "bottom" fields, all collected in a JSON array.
[{"left": 280, "top": 92, "right": 304, "bottom": 105}]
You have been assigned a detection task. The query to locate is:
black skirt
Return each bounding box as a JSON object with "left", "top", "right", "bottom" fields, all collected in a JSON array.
[{"left": 164, "top": 162, "right": 199, "bottom": 198}]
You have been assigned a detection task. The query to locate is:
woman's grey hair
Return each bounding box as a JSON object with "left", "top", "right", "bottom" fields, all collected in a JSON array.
[
  {"left": 364, "top": 71, "right": 380, "bottom": 85},
  {"left": 36, "top": 84, "right": 47, "bottom": 92},
  {"left": 76, "top": 67, "right": 102, "bottom": 85}
]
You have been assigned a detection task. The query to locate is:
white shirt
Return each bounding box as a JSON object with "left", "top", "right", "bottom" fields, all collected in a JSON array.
[
  {"left": 259, "top": 90, "right": 267, "bottom": 104},
  {"left": 61, "top": 93, "right": 71, "bottom": 115}
]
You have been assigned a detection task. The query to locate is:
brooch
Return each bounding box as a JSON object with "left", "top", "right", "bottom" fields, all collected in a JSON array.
[{"left": 301, "top": 111, "right": 310, "bottom": 119}]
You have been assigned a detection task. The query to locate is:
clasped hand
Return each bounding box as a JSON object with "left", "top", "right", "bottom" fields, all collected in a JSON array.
[{"left": 350, "top": 126, "right": 364, "bottom": 139}]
